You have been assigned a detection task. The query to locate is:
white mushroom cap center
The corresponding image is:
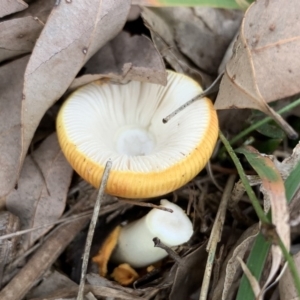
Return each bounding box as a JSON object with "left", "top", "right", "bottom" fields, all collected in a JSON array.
[{"left": 115, "top": 126, "right": 156, "bottom": 156}]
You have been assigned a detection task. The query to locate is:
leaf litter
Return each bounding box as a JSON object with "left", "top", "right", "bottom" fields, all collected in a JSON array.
[
  {"left": 1, "top": 0, "right": 300, "bottom": 299},
  {"left": 215, "top": 0, "right": 300, "bottom": 138}
]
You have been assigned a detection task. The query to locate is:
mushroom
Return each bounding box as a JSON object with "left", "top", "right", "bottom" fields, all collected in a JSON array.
[
  {"left": 56, "top": 70, "right": 218, "bottom": 198},
  {"left": 110, "top": 199, "right": 193, "bottom": 268}
]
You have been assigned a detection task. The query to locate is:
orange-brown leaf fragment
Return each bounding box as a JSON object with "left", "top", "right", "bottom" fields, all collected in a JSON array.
[
  {"left": 111, "top": 263, "right": 139, "bottom": 286},
  {"left": 93, "top": 226, "right": 121, "bottom": 277}
]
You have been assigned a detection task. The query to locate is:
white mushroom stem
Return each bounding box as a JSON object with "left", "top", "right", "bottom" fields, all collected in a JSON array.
[{"left": 111, "top": 199, "right": 193, "bottom": 268}]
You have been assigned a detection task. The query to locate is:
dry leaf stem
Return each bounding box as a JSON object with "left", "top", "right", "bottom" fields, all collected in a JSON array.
[
  {"left": 77, "top": 160, "right": 112, "bottom": 300},
  {"left": 200, "top": 174, "right": 236, "bottom": 300}
]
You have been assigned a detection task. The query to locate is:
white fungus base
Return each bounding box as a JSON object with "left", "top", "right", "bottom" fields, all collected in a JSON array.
[
  {"left": 111, "top": 200, "right": 193, "bottom": 268},
  {"left": 62, "top": 71, "right": 211, "bottom": 173}
]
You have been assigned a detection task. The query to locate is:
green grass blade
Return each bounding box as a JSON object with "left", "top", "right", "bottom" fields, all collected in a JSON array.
[{"left": 285, "top": 159, "right": 300, "bottom": 203}]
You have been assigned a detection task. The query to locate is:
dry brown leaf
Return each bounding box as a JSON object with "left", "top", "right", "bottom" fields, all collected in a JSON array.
[
  {"left": 27, "top": 270, "right": 77, "bottom": 300},
  {"left": 6, "top": 133, "right": 73, "bottom": 249},
  {"left": 70, "top": 31, "right": 167, "bottom": 90},
  {"left": 13, "top": 0, "right": 56, "bottom": 23},
  {"left": 169, "top": 243, "right": 207, "bottom": 300},
  {"left": 142, "top": 7, "right": 206, "bottom": 85},
  {"left": 142, "top": 7, "right": 242, "bottom": 87},
  {"left": 215, "top": 0, "right": 300, "bottom": 136},
  {"left": 86, "top": 273, "right": 152, "bottom": 298},
  {"left": 29, "top": 285, "right": 145, "bottom": 300},
  {"left": 279, "top": 251, "right": 300, "bottom": 300},
  {"left": 175, "top": 7, "right": 242, "bottom": 75},
  {"left": 0, "top": 56, "right": 28, "bottom": 199},
  {"left": 3, "top": 0, "right": 130, "bottom": 199},
  {"left": 0, "top": 0, "right": 28, "bottom": 18},
  {"left": 0, "top": 16, "right": 43, "bottom": 63},
  {"left": 212, "top": 224, "right": 259, "bottom": 300}
]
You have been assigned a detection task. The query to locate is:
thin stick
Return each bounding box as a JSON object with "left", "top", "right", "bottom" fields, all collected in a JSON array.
[
  {"left": 162, "top": 72, "right": 223, "bottom": 123},
  {"left": 118, "top": 198, "right": 173, "bottom": 213},
  {"left": 153, "top": 237, "right": 182, "bottom": 264},
  {"left": 0, "top": 211, "right": 92, "bottom": 241},
  {"left": 200, "top": 174, "right": 236, "bottom": 300},
  {"left": 77, "top": 160, "right": 112, "bottom": 300}
]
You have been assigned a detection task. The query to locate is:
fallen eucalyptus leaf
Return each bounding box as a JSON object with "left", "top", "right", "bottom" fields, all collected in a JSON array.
[
  {"left": 0, "top": 56, "right": 28, "bottom": 199},
  {"left": 0, "top": 0, "right": 28, "bottom": 18},
  {"left": 6, "top": 133, "right": 73, "bottom": 249},
  {"left": 215, "top": 0, "right": 300, "bottom": 138},
  {"left": 71, "top": 31, "right": 167, "bottom": 90},
  {"left": 0, "top": 16, "right": 43, "bottom": 63}
]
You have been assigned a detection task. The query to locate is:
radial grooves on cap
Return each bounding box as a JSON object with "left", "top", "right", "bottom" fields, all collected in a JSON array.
[{"left": 57, "top": 99, "right": 218, "bottom": 198}]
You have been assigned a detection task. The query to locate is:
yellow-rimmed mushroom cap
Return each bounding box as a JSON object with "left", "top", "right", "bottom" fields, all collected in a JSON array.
[{"left": 56, "top": 71, "right": 218, "bottom": 198}]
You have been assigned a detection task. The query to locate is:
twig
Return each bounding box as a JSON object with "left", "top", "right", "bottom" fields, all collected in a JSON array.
[
  {"left": 118, "top": 198, "right": 173, "bottom": 213},
  {"left": 200, "top": 174, "right": 236, "bottom": 300},
  {"left": 0, "top": 211, "right": 92, "bottom": 241},
  {"left": 153, "top": 237, "right": 182, "bottom": 264},
  {"left": 162, "top": 72, "right": 223, "bottom": 123},
  {"left": 0, "top": 215, "right": 90, "bottom": 300},
  {"left": 77, "top": 160, "right": 112, "bottom": 300}
]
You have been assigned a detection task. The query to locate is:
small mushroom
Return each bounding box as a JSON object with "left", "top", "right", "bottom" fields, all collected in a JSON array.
[
  {"left": 56, "top": 71, "right": 218, "bottom": 198},
  {"left": 110, "top": 199, "right": 193, "bottom": 268}
]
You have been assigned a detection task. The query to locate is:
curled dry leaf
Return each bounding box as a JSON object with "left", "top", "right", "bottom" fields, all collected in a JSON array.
[
  {"left": 21, "top": 0, "right": 131, "bottom": 189},
  {"left": 70, "top": 31, "right": 167, "bottom": 90},
  {"left": 237, "top": 257, "right": 262, "bottom": 299},
  {"left": 0, "top": 16, "right": 43, "bottom": 63},
  {"left": 6, "top": 133, "right": 73, "bottom": 249},
  {"left": 215, "top": 0, "right": 300, "bottom": 137},
  {"left": 237, "top": 146, "right": 290, "bottom": 291},
  {"left": 212, "top": 225, "right": 259, "bottom": 300},
  {"left": 0, "top": 0, "right": 28, "bottom": 18},
  {"left": 0, "top": 56, "right": 28, "bottom": 199},
  {"left": 273, "top": 141, "right": 300, "bottom": 180},
  {"left": 279, "top": 251, "right": 300, "bottom": 300}
]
